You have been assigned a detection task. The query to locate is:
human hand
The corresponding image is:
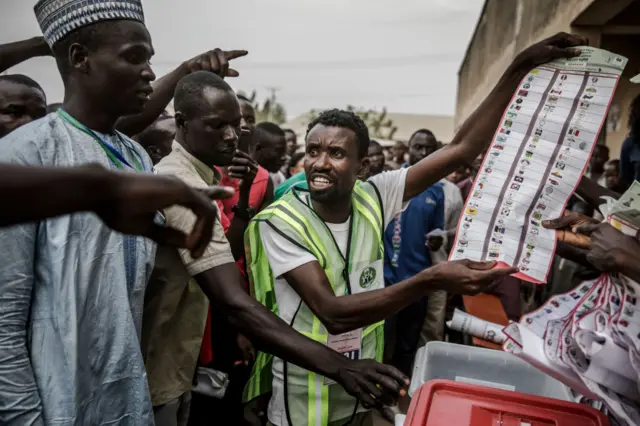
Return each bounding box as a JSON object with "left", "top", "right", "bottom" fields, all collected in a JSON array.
[
  {"left": 426, "top": 229, "right": 445, "bottom": 252},
  {"left": 515, "top": 32, "right": 586, "bottom": 69},
  {"left": 424, "top": 259, "right": 518, "bottom": 295},
  {"left": 542, "top": 211, "right": 598, "bottom": 248},
  {"left": 575, "top": 222, "right": 640, "bottom": 273},
  {"left": 228, "top": 150, "right": 258, "bottom": 190},
  {"left": 234, "top": 334, "right": 256, "bottom": 366},
  {"left": 336, "top": 359, "right": 409, "bottom": 420},
  {"left": 182, "top": 49, "right": 248, "bottom": 77},
  {"left": 95, "top": 168, "right": 233, "bottom": 258}
]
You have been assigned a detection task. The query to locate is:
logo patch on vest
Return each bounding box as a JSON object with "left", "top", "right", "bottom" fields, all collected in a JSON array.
[{"left": 359, "top": 266, "right": 377, "bottom": 288}]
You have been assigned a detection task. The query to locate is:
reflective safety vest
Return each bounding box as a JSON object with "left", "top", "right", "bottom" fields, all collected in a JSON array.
[{"left": 243, "top": 181, "right": 386, "bottom": 426}]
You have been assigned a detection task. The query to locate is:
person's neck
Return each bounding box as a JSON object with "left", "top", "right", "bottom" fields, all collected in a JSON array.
[
  {"left": 62, "top": 91, "right": 119, "bottom": 134},
  {"left": 311, "top": 196, "right": 352, "bottom": 224}
]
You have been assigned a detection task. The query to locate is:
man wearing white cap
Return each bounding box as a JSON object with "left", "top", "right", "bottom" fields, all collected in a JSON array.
[{"left": 0, "top": 2, "right": 409, "bottom": 424}]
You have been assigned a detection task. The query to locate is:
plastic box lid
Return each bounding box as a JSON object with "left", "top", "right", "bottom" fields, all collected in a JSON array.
[
  {"left": 406, "top": 380, "right": 610, "bottom": 426},
  {"left": 410, "top": 342, "right": 572, "bottom": 401}
]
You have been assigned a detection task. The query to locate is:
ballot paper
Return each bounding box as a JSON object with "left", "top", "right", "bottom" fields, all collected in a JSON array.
[{"left": 450, "top": 47, "right": 628, "bottom": 283}]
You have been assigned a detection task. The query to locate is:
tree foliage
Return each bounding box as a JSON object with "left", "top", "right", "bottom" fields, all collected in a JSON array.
[{"left": 239, "top": 89, "right": 287, "bottom": 125}]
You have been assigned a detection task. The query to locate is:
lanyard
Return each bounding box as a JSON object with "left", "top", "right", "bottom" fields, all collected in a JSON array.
[{"left": 57, "top": 109, "right": 146, "bottom": 172}]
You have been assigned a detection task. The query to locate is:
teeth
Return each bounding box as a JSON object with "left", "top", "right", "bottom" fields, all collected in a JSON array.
[{"left": 313, "top": 177, "right": 330, "bottom": 184}]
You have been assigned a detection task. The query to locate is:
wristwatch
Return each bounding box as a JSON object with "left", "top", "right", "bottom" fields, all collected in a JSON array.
[{"left": 232, "top": 204, "right": 256, "bottom": 221}]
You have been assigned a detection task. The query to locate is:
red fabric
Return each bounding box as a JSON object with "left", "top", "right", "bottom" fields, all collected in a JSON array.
[{"left": 199, "top": 166, "right": 270, "bottom": 366}]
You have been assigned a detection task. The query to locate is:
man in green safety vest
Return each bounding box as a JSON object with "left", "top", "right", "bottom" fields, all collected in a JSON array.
[{"left": 244, "top": 32, "right": 586, "bottom": 426}]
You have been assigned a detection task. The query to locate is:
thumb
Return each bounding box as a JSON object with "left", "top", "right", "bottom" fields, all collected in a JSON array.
[
  {"left": 197, "top": 186, "right": 235, "bottom": 200},
  {"left": 542, "top": 215, "right": 574, "bottom": 229},
  {"left": 224, "top": 49, "right": 249, "bottom": 60},
  {"left": 463, "top": 260, "right": 497, "bottom": 270},
  {"left": 549, "top": 46, "right": 581, "bottom": 59},
  {"left": 226, "top": 68, "right": 240, "bottom": 78}
]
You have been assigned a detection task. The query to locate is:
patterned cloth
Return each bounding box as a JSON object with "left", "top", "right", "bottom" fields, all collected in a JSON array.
[
  {"left": 0, "top": 113, "right": 156, "bottom": 425},
  {"left": 34, "top": 0, "right": 145, "bottom": 46}
]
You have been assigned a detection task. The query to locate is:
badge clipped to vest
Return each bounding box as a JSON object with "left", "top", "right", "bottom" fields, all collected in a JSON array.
[
  {"left": 325, "top": 329, "right": 362, "bottom": 385},
  {"left": 349, "top": 259, "right": 384, "bottom": 295}
]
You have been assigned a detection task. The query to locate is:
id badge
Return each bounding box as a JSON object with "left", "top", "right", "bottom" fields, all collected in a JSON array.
[
  {"left": 349, "top": 259, "right": 383, "bottom": 295},
  {"left": 325, "top": 329, "right": 362, "bottom": 385}
]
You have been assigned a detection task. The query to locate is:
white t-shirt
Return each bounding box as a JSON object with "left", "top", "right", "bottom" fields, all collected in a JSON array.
[{"left": 259, "top": 168, "right": 408, "bottom": 425}]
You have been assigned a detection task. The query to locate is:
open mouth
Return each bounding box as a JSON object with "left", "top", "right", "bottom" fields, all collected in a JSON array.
[{"left": 309, "top": 174, "right": 333, "bottom": 190}]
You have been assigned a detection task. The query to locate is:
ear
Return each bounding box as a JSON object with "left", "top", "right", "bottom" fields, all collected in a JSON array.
[
  {"left": 174, "top": 112, "right": 186, "bottom": 129},
  {"left": 69, "top": 43, "right": 89, "bottom": 73},
  {"left": 358, "top": 156, "right": 371, "bottom": 180}
]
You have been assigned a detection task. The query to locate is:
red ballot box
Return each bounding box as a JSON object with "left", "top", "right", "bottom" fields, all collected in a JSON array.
[{"left": 405, "top": 380, "right": 610, "bottom": 426}]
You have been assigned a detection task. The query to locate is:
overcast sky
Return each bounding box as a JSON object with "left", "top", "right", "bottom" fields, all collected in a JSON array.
[{"left": 2, "top": 0, "right": 484, "bottom": 119}]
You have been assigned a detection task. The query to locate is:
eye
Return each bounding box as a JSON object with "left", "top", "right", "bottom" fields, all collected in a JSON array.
[
  {"left": 2, "top": 106, "right": 26, "bottom": 117},
  {"left": 307, "top": 147, "right": 319, "bottom": 156},
  {"left": 330, "top": 148, "right": 345, "bottom": 159}
]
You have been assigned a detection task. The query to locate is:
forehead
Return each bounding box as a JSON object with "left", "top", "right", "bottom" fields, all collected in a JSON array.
[
  {"left": 199, "top": 88, "right": 241, "bottom": 117},
  {"left": 239, "top": 99, "right": 255, "bottom": 115},
  {"left": 307, "top": 124, "right": 358, "bottom": 148},
  {"left": 260, "top": 131, "right": 287, "bottom": 147},
  {"left": 95, "top": 20, "right": 152, "bottom": 51},
  {"left": 368, "top": 144, "right": 383, "bottom": 154},
  {"left": 0, "top": 81, "right": 46, "bottom": 105},
  {"left": 410, "top": 132, "right": 436, "bottom": 146}
]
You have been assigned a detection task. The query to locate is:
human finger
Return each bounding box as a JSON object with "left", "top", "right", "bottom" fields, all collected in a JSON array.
[
  {"left": 234, "top": 150, "right": 254, "bottom": 161},
  {"left": 228, "top": 166, "right": 252, "bottom": 177},
  {"left": 196, "top": 186, "right": 235, "bottom": 201},
  {"left": 226, "top": 68, "right": 240, "bottom": 77},
  {"left": 556, "top": 230, "right": 591, "bottom": 248},
  {"left": 366, "top": 372, "right": 405, "bottom": 399},
  {"left": 463, "top": 260, "right": 497, "bottom": 271},
  {"left": 542, "top": 212, "right": 577, "bottom": 229},
  {"left": 374, "top": 363, "right": 410, "bottom": 390},
  {"left": 548, "top": 47, "right": 582, "bottom": 60},
  {"left": 231, "top": 157, "right": 253, "bottom": 167},
  {"left": 549, "top": 32, "right": 587, "bottom": 48},
  {"left": 575, "top": 222, "right": 600, "bottom": 236},
  {"left": 350, "top": 384, "right": 377, "bottom": 408},
  {"left": 224, "top": 49, "right": 249, "bottom": 60},
  {"left": 356, "top": 376, "right": 384, "bottom": 401},
  {"left": 475, "top": 266, "right": 519, "bottom": 281},
  {"left": 214, "top": 48, "right": 229, "bottom": 77}
]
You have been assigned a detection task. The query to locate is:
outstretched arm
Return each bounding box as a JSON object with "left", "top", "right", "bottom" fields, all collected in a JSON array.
[
  {"left": 403, "top": 33, "right": 586, "bottom": 201},
  {"left": 283, "top": 259, "right": 516, "bottom": 335},
  {"left": 0, "top": 164, "right": 232, "bottom": 258},
  {"left": 0, "top": 37, "right": 51, "bottom": 73},
  {"left": 195, "top": 264, "right": 409, "bottom": 409},
  {"left": 116, "top": 49, "right": 247, "bottom": 137}
]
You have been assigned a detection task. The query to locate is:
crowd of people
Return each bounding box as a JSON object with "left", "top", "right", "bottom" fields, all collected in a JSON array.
[{"left": 1, "top": 1, "right": 639, "bottom": 426}]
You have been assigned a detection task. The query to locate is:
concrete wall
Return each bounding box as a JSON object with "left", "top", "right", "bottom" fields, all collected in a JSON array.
[
  {"left": 456, "top": 0, "right": 640, "bottom": 157},
  {"left": 456, "top": 0, "right": 597, "bottom": 127},
  {"left": 601, "top": 34, "right": 640, "bottom": 155}
]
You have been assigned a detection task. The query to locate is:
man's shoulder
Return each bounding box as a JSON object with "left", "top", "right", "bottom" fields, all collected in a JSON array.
[
  {"left": 155, "top": 151, "right": 208, "bottom": 188},
  {"left": 0, "top": 114, "right": 62, "bottom": 163}
]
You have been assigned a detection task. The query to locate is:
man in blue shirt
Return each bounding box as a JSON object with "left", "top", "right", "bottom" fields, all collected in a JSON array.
[
  {"left": 620, "top": 95, "right": 640, "bottom": 186},
  {"left": 383, "top": 129, "right": 445, "bottom": 375}
]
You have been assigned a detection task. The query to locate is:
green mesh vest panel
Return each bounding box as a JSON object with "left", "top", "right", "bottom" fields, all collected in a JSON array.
[{"left": 243, "top": 181, "right": 385, "bottom": 426}]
